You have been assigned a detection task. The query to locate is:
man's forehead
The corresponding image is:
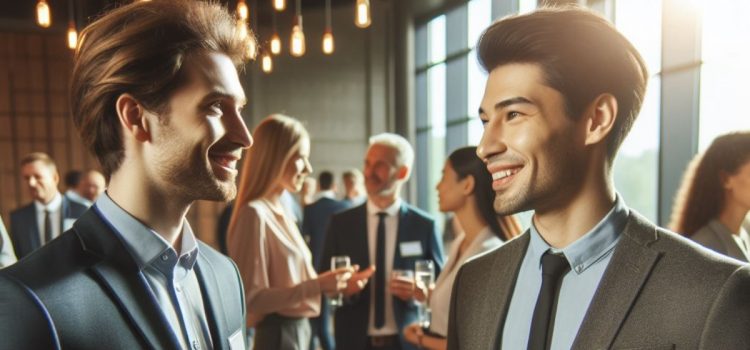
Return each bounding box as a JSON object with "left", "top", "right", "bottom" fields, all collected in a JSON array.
[{"left": 181, "top": 51, "right": 246, "bottom": 102}]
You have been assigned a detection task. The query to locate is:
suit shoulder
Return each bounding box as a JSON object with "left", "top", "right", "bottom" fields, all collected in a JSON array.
[
  {"left": 403, "top": 203, "right": 435, "bottom": 223},
  {"left": 462, "top": 232, "right": 527, "bottom": 272},
  {"left": 4, "top": 231, "right": 92, "bottom": 286},
  {"left": 65, "top": 198, "right": 89, "bottom": 215},
  {"left": 654, "top": 227, "right": 744, "bottom": 270},
  {"left": 197, "top": 241, "right": 236, "bottom": 269},
  {"left": 330, "top": 203, "right": 364, "bottom": 221},
  {"left": 10, "top": 203, "right": 34, "bottom": 219}
]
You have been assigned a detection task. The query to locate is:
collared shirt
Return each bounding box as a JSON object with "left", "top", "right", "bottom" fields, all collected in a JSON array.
[
  {"left": 502, "top": 195, "right": 629, "bottom": 350},
  {"left": 95, "top": 193, "right": 213, "bottom": 350},
  {"left": 313, "top": 190, "right": 337, "bottom": 202},
  {"left": 34, "top": 192, "right": 62, "bottom": 244},
  {"left": 366, "top": 197, "right": 402, "bottom": 336}
]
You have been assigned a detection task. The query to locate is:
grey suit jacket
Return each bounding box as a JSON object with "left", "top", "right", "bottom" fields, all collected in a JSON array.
[
  {"left": 0, "top": 209, "right": 246, "bottom": 350},
  {"left": 691, "top": 220, "right": 749, "bottom": 262},
  {"left": 447, "top": 211, "right": 750, "bottom": 349},
  {"left": 9, "top": 196, "right": 87, "bottom": 259}
]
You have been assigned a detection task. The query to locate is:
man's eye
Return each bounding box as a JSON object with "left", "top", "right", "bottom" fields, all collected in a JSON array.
[
  {"left": 480, "top": 118, "right": 489, "bottom": 127},
  {"left": 507, "top": 111, "right": 520, "bottom": 120},
  {"left": 209, "top": 101, "right": 223, "bottom": 111}
]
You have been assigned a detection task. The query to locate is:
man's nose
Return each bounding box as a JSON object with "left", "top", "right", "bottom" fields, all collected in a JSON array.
[
  {"left": 226, "top": 109, "right": 253, "bottom": 149},
  {"left": 477, "top": 118, "right": 507, "bottom": 161}
]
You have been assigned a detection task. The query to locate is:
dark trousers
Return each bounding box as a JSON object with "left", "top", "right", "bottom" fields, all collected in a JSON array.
[
  {"left": 309, "top": 297, "right": 334, "bottom": 350},
  {"left": 254, "top": 313, "right": 310, "bottom": 350}
]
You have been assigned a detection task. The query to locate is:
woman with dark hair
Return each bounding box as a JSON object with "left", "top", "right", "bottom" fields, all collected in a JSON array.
[
  {"left": 670, "top": 131, "right": 750, "bottom": 261},
  {"left": 399, "top": 146, "right": 521, "bottom": 350}
]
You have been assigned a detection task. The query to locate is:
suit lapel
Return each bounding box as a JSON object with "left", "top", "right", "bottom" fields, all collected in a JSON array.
[
  {"left": 489, "top": 233, "right": 529, "bottom": 348},
  {"left": 74, "top": 210, "right": 181, "bottom": 350},
  {"left": 354, "top": 204, "right": 371, "bottom": 265},
  {"left": 572, "top": 213, "right": 661, "bottom": 350},
  {"left": 194, "top": 255, "right": 229, "bottom": 350}
]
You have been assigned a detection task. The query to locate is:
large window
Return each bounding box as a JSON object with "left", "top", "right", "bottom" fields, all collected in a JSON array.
[{"left": 699, "top": 0, "right": 750, "bottom": 150}]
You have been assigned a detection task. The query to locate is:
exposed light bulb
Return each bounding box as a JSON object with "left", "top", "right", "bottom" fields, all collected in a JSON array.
[
  {"left": 67, "top": 22, "right": 78, "bottom": 49},
  {"left": 290, "top": 21, "right": 305, "bottom": 57},
  {"left": 273, "top": 0, "right": 286, "bottom": 11},
  {"left": 262, "top": 53, "right": 273, "bottom": 73},
  {"left": 237, "top": 0, "right": 249, "bottom": 20},
  {"left": 237, "top": 19, "right": 248, "bottom": 39},
  {"left": 355, "top": 0, "right": 371, "bottom": 28},
  {"left": 246, "top": 37, "right": 258, "bottom": 59},
  {"left": 36, "top": 0, "right": 51, "bottom": 28},
  {"left": 322, "top": 29, "right": 334, "bottom": 55},
  {"left": 271, "top": 33, "right": 281, "bottom": 55}
]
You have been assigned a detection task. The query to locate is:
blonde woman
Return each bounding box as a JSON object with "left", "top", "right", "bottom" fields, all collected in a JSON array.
[{"left": 227, "top": 114, "right": 351, "bottom": 349}]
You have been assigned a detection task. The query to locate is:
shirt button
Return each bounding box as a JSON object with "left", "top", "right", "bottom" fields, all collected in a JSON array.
[
  {"left": 161, "top": 254, "right": 169, "bottom": 261},
  {"left": 192, "top": 340, "right": 200, "bottom": 350}
]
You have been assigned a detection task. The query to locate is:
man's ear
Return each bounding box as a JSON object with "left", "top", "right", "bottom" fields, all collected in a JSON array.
[
  {"left": 584, "top": 93, "right": 618, "bottom": 146},
  {"left": 396, "top": 165, "right": 410, "bottom": 180},
  {"left": 115, "top": 93, "right": 150, "bottom": 142}
]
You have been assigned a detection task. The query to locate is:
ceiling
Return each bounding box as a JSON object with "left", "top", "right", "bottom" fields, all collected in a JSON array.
[{"left": 0, "top": 0, "right": 462, "bottom": 32}]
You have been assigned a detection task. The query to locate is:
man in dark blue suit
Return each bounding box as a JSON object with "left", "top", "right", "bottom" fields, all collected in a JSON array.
[
  {"left": 323, "top": 133, "right": 445, "bottom": 350},
  {"left": 303, "top": 170, "right": 351, "bottom": 350},
  {"left": 10, "top": 152, "right": 87, "bottom": 259}
]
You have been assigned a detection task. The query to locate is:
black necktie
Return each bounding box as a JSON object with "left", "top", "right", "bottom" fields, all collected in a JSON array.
[
  {"left": 528, "top": 251, "right": 570, "bottom": 350},
  {"left": 43, "top": 209, "right": 53, "bottom": 244},
  {"left": 374, "top": 212, "right": 387, "bottom": 328}
]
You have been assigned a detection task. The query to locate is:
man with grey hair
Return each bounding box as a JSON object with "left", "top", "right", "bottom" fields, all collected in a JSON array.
[{"left": 323, "top": 132, "right": 444, "bottom": 350}]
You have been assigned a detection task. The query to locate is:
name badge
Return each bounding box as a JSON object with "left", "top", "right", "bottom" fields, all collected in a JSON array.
[
  {"left": 63, "top": 218, "right": 76, "bottom": 232},
  {"left": 399, "top": 241, "right": 423, "bottom": 257},
  {"left": 228, "top": 328, "right": 245, "bottom": 350}
]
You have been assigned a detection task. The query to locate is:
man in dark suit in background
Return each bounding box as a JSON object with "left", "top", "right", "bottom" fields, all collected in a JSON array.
[
  {"left": 303, "top": 170, "right": 351, "bottom": 350},
  {"left": 447, "top": 7, "right": 750, "bottom": 350},
  {"left": 323, "top": 133, "right": 444, "bottom": 350},
  {"left": 0, "top": 1, "right": 255, "bottom": 349},
  {"left": 10, "top": 152, "right": 87, "bottom": 259}
]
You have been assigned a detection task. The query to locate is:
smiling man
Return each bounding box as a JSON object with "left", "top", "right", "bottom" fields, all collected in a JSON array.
[
  {"left": 0, "top": 1, "right": 253, "bottom": 349},
  {"left": 447, "top": 6, "right": 750, "bottom": 350}
]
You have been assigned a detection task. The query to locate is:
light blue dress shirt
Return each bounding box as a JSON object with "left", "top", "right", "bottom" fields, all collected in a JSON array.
[
  {"left": 94, "top": 193, "right": 213, "bottom": 350},
  {"left": 501, "top": 195, "right": 629, "bottom": 350}
]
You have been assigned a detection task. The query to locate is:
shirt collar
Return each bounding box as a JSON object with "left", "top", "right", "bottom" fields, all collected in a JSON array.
[
  {"left": 529, "top": 194, "right": 629, "bottom": 275},
  {"left": 35, "top": 192, "right": 62, "bottom": 212},
  {"left": 93, "top": 192, "right": 199, "bottom": 271},
  {"left": 315, "top": 190, "right": 337, "bottom": 201},
  {"left": 367, "top": 197, "right": 402, "bottom": 217}
]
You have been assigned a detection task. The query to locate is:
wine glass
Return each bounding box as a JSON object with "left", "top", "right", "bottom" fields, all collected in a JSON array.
[
  {"left": 330, "top": 256, "right": 351, "bottom": 307},
  {"left": 414, "top": 260, "right": 435, "bottom": 329}
]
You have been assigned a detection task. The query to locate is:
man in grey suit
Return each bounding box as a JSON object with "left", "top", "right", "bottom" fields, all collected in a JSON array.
[
  {"left": 447, "top": 6, "right": 750, "bottom": 350},
  {"left": 10, "top": 152, "right": 88, "bottom": 259},
  {"left": 0, "top": 1, "right": 255, "bottom": 349}
]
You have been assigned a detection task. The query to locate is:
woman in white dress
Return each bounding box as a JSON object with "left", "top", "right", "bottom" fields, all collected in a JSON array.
[
  {"left": 227, "top": 114, "right": 351, "bottom": 350},
  {"left": 670, "top": 131, "right": 750, "bottom": 262},
  {"left": 398, "top": 146, "right": 521, "bottom": 350}
]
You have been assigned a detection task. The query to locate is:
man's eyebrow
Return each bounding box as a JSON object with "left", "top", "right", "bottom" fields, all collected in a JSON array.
[
  {"left": 478, "top": 96, "right": 534, "bottom": 115},
  {"left": 201, "top": 91, "right": 247, "bottom": 106}
]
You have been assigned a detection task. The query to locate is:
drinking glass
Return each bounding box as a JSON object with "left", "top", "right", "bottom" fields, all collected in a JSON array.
[
  {"left": 414, "top": 260, "right": 435, "bottom": 329},
  {"left": 330, "top": 256, "right": 351, "bottom": 307}
]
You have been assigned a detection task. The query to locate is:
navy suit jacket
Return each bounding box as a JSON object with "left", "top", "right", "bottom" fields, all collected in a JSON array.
[
  {"left": 0, "top": 209, "right": 246, "bottom": 349},
  {"left": 303, "top": 196, "right": 351, "bottom": 271},
  {"left": 322, "top": 202, "right": 445, "bottom": 350},
  {"left": 9, "top": 195, "right": 87, "bottom": 259}
]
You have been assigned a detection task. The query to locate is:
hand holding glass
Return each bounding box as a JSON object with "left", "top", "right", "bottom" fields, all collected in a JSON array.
[
  {"left": 330, "top": 256, "right": 351, "bottom": 307},
  {"left": 414, "top": 260, "right": 435, "bottom": 329}
]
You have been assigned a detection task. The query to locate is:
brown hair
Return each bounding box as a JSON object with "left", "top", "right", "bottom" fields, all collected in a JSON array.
[
  {"left": 70, "top": 0, "right": 254, "bottom": 178},
  {"left": 670, "top": 132, "right": 750, "bottom": 235},
  {"left": 20, "top": 152, "right": 57, "bottom": 171},
  {"left": 477, "top": 6, "right": 648, "bottom": 162}
]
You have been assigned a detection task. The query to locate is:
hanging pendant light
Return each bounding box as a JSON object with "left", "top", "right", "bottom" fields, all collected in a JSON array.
[
  {"left": 67, "top": 21, "right": 78, "bottom": 49},
  {"left": 237, "top": 0, "right": 249, "bottom": 21},
  {"left": 270, "top": 11, "right": 281, "bottom": 55},
  {"left": 273, "top": 0, "right": 286, "bottom": 11},
  {"left": 289, "top": 0, "right": 305, "bottom": 57},
  {"left": 355, "top": 0, "right": 371, "bottom": 28},
  {"left": 36, "top": 0, "right": 52, "bottom": 28},
  {"left": 322, "top": 0, "right": 334, "bottom": 54},
  {"left": 262, "top": 51, "right": 273, "bottom": 73}
]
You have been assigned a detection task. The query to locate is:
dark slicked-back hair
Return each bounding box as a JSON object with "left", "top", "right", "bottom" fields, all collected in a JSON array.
[
  {"left": 670, "top": 131, "right": 750, "bottom": 236},
  {"left": 477, "top": 6, "right": 648, "bottom": 161},
  {"left": 71, "top": 0, "right": 255, "bottom": 179},
  {"left": 318, "top": 171, "right": 335, "bottom": 190},
  {"left": 448, "top": 147, "right": 521, "bottom": 241}
]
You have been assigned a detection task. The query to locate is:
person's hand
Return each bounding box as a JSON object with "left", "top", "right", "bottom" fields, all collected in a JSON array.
[
  {"left": 341, "top": 265, "right": 375, "bottom": 297},
  {"left": 317, "top": 266, "right": 354, "bottom": 295},
  {"left": 390, "top": 275, "right": 416, "bottom": 301},
  {"left": 402, "top": 323, "right": 423, "bottom": 346}
]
